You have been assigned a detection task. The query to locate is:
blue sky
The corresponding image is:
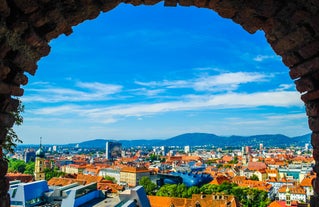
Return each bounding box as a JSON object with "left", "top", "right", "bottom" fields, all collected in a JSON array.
[{"left": 16, "top": 3, "right": 309, "bottom": 144}]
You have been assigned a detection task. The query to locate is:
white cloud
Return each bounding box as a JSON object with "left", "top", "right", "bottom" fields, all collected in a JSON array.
[
  {"left": 131, "top": 88, "right": 166, "bottom": 96},
  {"left": 276, "top": 84, "right": 294, "bottom": 91},
  {"left": 266, "top": 113, "right": 307, "bottom": 120},
  {"left": 134, "top": 80, "right": 189, "bottom": 88},
  {"left": 30, "top": 90, "right": 303, "bottom": 124},
  {"left": 253, "top": 55, "right": 275, "bottom": 62},
  {"left": 193, "top": 72, "right": 266, "bottom": 91},
  {"left": 23, "top": 81, "right": 122, "bottom": 103},
  {"left": 135, "top": 72, "right": 267, "bottom": 92}
]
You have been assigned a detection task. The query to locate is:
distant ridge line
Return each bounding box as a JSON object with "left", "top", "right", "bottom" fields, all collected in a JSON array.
[{"left": 71, "top": 132, "right": 311, "bottom": 148}]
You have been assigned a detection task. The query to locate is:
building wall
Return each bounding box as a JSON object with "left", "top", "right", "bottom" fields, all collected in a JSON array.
[
  {"left": 34, "top": 157, "right": 45, "bottom": 181},
  {"left": 120, "top": 171, "right": 150, "bottom": 187},
  {"left": 278, "top": 193, "right": 306, "bottom": 203},
  {"left": 98, "top": 168, "right": 120, "bottom": 184}
]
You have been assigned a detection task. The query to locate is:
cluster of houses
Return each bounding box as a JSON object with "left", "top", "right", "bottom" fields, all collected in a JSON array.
[{"left": 6, "top": 144, "right": 315, "bottom": 206}]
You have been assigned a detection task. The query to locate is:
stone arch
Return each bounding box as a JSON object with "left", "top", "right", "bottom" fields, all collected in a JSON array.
[{"left": 0, "top": 0, "right": 319, "bottom": 206}]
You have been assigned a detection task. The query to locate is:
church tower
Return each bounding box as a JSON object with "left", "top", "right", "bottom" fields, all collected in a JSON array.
[
  {"left": 285, "top": 185, "right": 291, "bottom": 206},
  {"left": 34, "top": 137, "right": 45, "bottom": 181}
]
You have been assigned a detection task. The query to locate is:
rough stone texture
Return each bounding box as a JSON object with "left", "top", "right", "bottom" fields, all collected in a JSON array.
[
  {"left": 307, "top": 102, "right": 319, "bottom": 117},
  {"left": 312, "top": 133, "right": 319, "bottom": 161},
  {"left": 0, "top": 158, "right": 8, "bottom": 177},
  {"left": 0, "top": 0, "right": 319, "bottom": 206}
]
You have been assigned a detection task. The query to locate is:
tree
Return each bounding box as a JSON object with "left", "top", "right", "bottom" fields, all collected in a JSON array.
[
  {"left": 200, "top": 183, "right": 219, "bottom": 194},
  {"left": 187, "top": 186, "right": 200, "bottom": 198},
  {"left": 44, "top": 167, "right": 65, "bottom": 181},
  {"left": 199, "top": 182, "right": 270, "bottom": 207},
  {"left": 229, "top": 156, "right": 238, "bottom": 164},
  {"left": 24, "top": 162, "right": 35, "bottom": 175},
  {"left": 104, "top": 175, "right": 116, "bottom": 183},
  {"left": 3, "top": 100, "right": 24, "bottom": 154},
  {"left": 176, "top": 184, "right": 188, "bottom": 198},
  {"left": 139, "top": 176, "right": 157, "bottom": 195},
  {"left": 156, "top": 184, "right": 174, "bottom": 197},
  {"left": 8, "top": 158, "right": 26, "bottom": 173},
  {"left": 149, "top": 154, "right": 160, "bottom": 162},
  {"left": 249, "top": 174, "right": 259, "bottom": 181}
]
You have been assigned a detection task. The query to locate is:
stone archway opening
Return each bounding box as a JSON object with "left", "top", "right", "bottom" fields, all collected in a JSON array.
[
  {"left": 23, "top": 3, "right": 306, "bottom": 144},
  {"left": 0, "top": 0, "right": 319, "bottom": 206}
]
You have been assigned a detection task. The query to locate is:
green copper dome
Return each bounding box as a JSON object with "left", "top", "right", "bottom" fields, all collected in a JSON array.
[{"left": 36, "top": 147, "right": 45, "bottom": 158}]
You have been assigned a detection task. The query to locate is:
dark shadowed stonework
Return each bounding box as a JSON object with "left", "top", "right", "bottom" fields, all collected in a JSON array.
[{"left": 0, "top": 0, "right": 319, "bottom": 206}]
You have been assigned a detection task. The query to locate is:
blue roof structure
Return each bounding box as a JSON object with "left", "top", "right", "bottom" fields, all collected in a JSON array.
[
  {"left": 9, "top": 180, "right": 50, "bottom": 207},
  {"left": 158, "top": 171, "right": 213, "bottom": 187}
]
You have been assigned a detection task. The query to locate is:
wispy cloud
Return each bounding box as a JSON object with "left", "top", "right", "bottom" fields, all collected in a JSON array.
[
  {"left": 193, "top": 72, "right": 266, "bottom": 91},
  {"left": 30, "top": 90, "right": 303, "bottom": 124},
  {"left": 266, "top": 113, "right": 307, "bottom": 120},
  {"left": 130, "top": 88, "right": 166, "bottom": 97},
  {"left": 276, "top": 84, "right": 294, "bottom": 91},
  {"left": 253, "top": 55, "right": 276, "bottom": 62},
  {"left": 23, "top": 81, "right": 122, "bottom": 103},
  {"left": 135, "top": 72, "right": 267, "bottom": 92}
]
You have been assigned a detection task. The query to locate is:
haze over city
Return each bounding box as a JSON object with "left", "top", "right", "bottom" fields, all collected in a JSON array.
[{"left": 15, "top": 3, "right": 309, "bottom": 144}]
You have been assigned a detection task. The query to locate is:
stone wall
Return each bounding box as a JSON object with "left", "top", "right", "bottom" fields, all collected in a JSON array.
[{"left": 0, "top": 0, "right": 319, "bottom": 206}]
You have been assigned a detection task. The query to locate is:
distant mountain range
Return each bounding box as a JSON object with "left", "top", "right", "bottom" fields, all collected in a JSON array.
[{"left": 73, "top": 133, "right": 311, "bottom": 149}]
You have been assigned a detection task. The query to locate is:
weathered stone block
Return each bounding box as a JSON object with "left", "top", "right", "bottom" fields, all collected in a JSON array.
[
  {"left": 29, "top": 10, "right": 50, "bottom": 28},
  {"left": 263, "top": 18, "right": 289, "bottom": 42},
  {"left": 306, "top": 101, "right": 319, "bottom": 117},
  {"left": 0, "top": 158, "right": 8, "bottom": 177},
  {"left": 313, "top": 148, "right": 319, "bottom": 160},
  {"left": 123, "top": 0, "right": 144, "bottom": 6},
  {"left": 11, "top": 21, "right": 29, "bottom": 34},
  {"left": 310, "top": 195, "right": 319, "bottom": 207},
  {"left": 99, "top": 0, "right": 121, "bottom": 12},
  {"left": 281, "top": 52, "right": 302, "bottom": 68},
  {"left": 311, "top": 133, "right": 319, "bottom": 148},
  {"left": 309, "top": 116, "right": 319, "bottom": 132},
  {"left": 12, "top": 0, "right": 39, "bottom": 14},
  {"left": 272, "top": 26, "right": 314, "bottom": 56},
  {"left": 245, "top": 0, "right": 281, "bottom": 18},
  {"left": 299, "top": 40, "right": 319, "bottom": 60},
  {"left": 275, "top": 2, "right": 300, "bottom": 22},
  {"left": 0, "top": 65, "right": 11, "bottom": 81},
  {"left": 314, "top": 177, "right": 319, "bottom": 197},
  {"left": 0, "top": 113, "right": 15, "bottom": 128},
  {"left": 0, "top": 0, "right": 10, "bottom": 17},
  {"left": 233, "top": 8, "right": 264, "bottom": 34},
  {"left": 217, "top": 8, "right": 236, "bottom": 19},
  {"left": 164, "top": 0, "right": 178, "bottom": 7},
  {"left": 0, "top": 82, "right": 24, "bottom": 97},
  {"left": 0, "top": 98, "right": 19, "bottom": 113},
  {"left": 302, "top": 90, "right": 319, "bottom": 103},
  {"left": 0, "top": 177, "right": 9, "bottom": 195},
  {"left": 310, "top": 14, "right": 319, "bottom": 35},
  {"left": 13, "top": 73, "right": 28, "bottom": 86},
  {"left": 313, "top": 161, "right": 319, "bottom": 174},
  {"left": 0, "top": 193, "right": 9, "bottom": 207},
  {"left": 178, "top": 0, "right": 194, "bottom": 7},
  {"left": 210, "top": 0, "right": 241, "bottom": 19},
  {"left": 12, "top": 52, "right": 38, "bottom": 75},
  {"left": 0, "top": 40, "right": 11, "bottom": 59},
  {"left": 0, "top": 127, "right": 8, "bottom": 144},
  {"left": 24, "top": 30, "right": 46, "bottom": 48},
  {"left": 290, "top": 57, "right": 319, "bottom": 79},
  {"left": 295, "top": 76, "right": 316, "bottom": 93},
  {"left": 291, "top": 9, "right": 311, "bottom": 26}
]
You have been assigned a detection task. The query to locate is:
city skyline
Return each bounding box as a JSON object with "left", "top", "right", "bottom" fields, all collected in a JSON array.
[{"left": 15, "top": 3, "right": 309, "bottom": 144}]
